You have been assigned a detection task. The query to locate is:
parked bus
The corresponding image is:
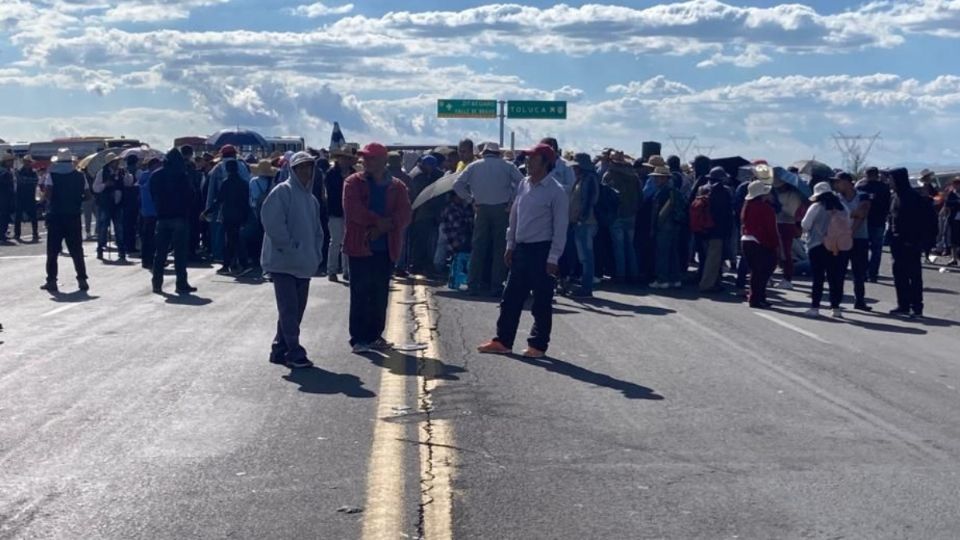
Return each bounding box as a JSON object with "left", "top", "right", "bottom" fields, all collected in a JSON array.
[
  {"left": 28, "top": 137, "right": 108, "bottom": 161},
  {"left": 174, "top": 136, "right": 216, "bottom": 155},
  {"left": 265, "top": 136, "right": 305, "bottom": 155}
]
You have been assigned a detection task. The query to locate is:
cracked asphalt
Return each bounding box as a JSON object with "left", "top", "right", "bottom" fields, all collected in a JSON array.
[{"left": 2, "top": 236, "right": 960, "bottom": 539}]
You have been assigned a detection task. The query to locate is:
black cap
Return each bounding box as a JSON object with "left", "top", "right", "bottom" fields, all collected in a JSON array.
[
  {"left": 830, "top": 171, "right": 854, "bottom": 183},
  {"left": 865, "top": 166, "right": 879, "bottom": 176}
]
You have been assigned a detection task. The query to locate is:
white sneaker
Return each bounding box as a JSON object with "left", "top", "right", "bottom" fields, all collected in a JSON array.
[
  {"left": 804, "top": 308, "right": 820, "bottom": 318},
  {"left": 777, "top": 280, "right": 794, "bottom": 290},
  {"left": 831, "top": 308, "right": 843, "bottom": 319}
]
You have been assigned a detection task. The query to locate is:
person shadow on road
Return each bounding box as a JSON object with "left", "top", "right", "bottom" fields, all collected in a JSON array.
[
  {"left": 283, "top": 367, "right": 376, "bottom": 398},
  {"left": 515, "top": 355, "right": 664, "bottom": 400}
]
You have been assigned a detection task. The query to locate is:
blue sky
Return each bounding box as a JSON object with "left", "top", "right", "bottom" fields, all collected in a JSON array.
[{"left": 2, "top": 0, "right": 959, "bottom": 167}]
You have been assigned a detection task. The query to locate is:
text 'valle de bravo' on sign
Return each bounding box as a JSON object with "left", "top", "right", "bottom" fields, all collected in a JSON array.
[
  {"left": 437, "top": 99, "right": 498, "bottom": 119},
  {"left": 507, "top": 100, "right": 567, "bottom": 120}
]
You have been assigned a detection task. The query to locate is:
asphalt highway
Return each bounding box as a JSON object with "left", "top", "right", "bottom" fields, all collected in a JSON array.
[{"left": 1, "top": 234, "right": 959, "bottom": 539}]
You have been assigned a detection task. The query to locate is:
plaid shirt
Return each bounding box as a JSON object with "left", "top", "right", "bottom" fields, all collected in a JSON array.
[{"left": 440, "top": 199, "right": 474, "bottom": 254}]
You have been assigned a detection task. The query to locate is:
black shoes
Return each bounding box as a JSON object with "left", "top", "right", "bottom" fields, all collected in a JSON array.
[
  {"left": 285, "top": 357, "right": 314, "bottom": 369},
  {"left": 854, "top": 302, "right": 873, "bottom": 311},
  {"left": 175, "top": 284, "right": 198, "bottom": 294},
  {"left": 78, "top": 278, "right": 89, "bottom": 292},
  {"left": 40, "top": 280, "right": 58, "bottom": 293}
]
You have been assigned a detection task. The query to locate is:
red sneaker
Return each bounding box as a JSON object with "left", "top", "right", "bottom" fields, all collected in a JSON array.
[{"left": 477, "top": 340, "right": 511, "bottom": 354}]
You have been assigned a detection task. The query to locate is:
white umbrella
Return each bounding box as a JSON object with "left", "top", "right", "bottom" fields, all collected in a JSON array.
[{"left": 412, "top": 171, "right": 462, "bottom": 210}]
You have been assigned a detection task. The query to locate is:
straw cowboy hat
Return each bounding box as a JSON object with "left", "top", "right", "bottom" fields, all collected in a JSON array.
[
  {"left": 479, "top": 142, "right": 502, "bottom": 155},
  {"left": 648, "top": 165, "right": 672, "bottom": 178},
  {"left": 644, "top": 155, "right": 667, "bottom": 168},
  {"left": 754, "top": 163, "right": 774, "bottom": 185},
  {"left": 103, "top": 152, "right": 121, "bottom": 166},
  {"left": 251, "top": 159, "right": 277, "bottom": 177},
  {"left": 745, "top": 180, "right": 772, "bottom": 200},
  {"left": 0, "top": 152, "right": 14, "bottom": 163}
]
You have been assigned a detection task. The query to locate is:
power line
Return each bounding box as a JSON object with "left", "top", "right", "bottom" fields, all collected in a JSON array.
[
  {"left": 693, "top": 145, "right": 715, "bottom": 158},
  {"left": 832, "top": 132, "right": 881, "bottom": 176},
  {"left": 668, "top": 135, "right": 697, "bottom": 162}
]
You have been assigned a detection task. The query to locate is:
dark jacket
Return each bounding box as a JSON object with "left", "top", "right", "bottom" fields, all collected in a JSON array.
[
  {"left": 860, "top": 178, "right": 892, "bottom": 229},
  {"left": 602, "top": 162, "right": 639, "bottom": 220},
  {"left": 151, "top": 149, "right": 194, "bottom": 220},
  {"left": 217, "top": 173, "right": 251, "bottom": 226},
  {"left": 0, "top": 168, "right": 15, "bottom": 212},
  {"left": 324, "top": 166, "right": 353, "bottom": 218},
  {"left": 888, "top": 167, "right": 933, "bottom": 247},
  {"left": 707, "top": 180, "right": 734, "bottom": 239},
  {"left": 16, "top": 167, "right": 38, "bottom": 208},
  {"left": 47, "top": 171, "right": 86, "bottom": 216}
]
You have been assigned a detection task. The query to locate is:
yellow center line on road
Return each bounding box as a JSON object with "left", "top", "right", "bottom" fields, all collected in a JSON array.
[
  {"left": 361, "top": 285, "right": 414, "bottom": 540},
  {"left": 412, "top": 282, "right": 455, "bottom": 540}
]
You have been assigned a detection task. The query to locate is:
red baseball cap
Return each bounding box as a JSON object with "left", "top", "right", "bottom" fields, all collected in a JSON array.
[
  {"left": 220, "top": 144, "right": 237, "bottom": 157},
  {"left": 522, "top": 143, "right": 556, "bottom": 164},
  {"left": 358, "top": 142, "right": 388, "bottom": 159}
]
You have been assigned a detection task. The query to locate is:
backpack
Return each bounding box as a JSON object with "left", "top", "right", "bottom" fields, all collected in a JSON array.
[
  {"left": 689, "top": 195, "right": 714, "bottom": 234},
  {"left": 823, "top": 209, "right": 853, "bottom": 255},
  {"left": 595, "top": 183, "right": 620, "bottom": 227}
]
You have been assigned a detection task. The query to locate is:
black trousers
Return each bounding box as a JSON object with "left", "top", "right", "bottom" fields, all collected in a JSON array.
[
  {"left": 46, "top": 214, "right": 87, "bottom": 282},
  {"left": 152, "top": 217, "right": 189, "bottom": 288},
  {"left": 14, "top": 201, "right": 38, "bottom": 239},
  {"left": 891, "top": 239, "right": 924, "bottom": 313},
  {"left": 495, "top": 242, "right": 555, "bottom": 352},
  {"left": 742, "top": 241, "right": 776, "bottom": 306},
  {"left": 140, "top": 217, "right": 157, "bottom": 268},
  {"left": 223, "top": 222, "right": 247, "bottom": 269},
  {"left": 846, "top": 238, "right": 869, "bottom": 305},
  {"left": 809, "top": 245, "right": 846, "bottom": 309},
  {"left": 271, "top": 272, "right": 310, "bottom": 362},
  {"left": 349, "top": 251, "right": 392, "bottom": 345}
]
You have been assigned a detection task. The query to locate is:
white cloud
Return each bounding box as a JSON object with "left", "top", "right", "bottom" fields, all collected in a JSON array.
[
  {"left": 291, "top": 2, "right": 354, "bottom": 18},
  {"left": 696, "top": 44, "right": 772, "bottom": 68}
]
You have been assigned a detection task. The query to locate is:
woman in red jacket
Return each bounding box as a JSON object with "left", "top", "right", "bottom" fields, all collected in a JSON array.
[{"left": 740, "top": 180, "right": 781, "bottom": 308}]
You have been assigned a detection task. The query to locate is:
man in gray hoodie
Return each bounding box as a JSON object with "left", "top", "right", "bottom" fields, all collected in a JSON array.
[{"left": 260, "top": 151, "right": 325, "bottom": 369}]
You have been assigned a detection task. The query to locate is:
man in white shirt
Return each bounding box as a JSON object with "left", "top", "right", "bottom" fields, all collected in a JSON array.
[{"left": 477, "top": 143, "right": 569, "bottom": 359}]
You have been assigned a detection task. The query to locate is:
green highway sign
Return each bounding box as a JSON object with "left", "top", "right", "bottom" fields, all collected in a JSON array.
[
  {"left": 437, "top": 99, "right": 498, "bottom": 119},
  {"left": 507, "top": 100, "right": 567, "bottom": 120}
]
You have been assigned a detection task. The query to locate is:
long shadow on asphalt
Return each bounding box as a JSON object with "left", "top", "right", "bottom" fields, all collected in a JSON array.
[
  {"left": 282, "top": 367, "right": 376, "bottom": 398},
  {"left": 557, "top": 297, "right": 676, "bottom": 317},
  {"left": 159, "top": 292, "right": 214, "bottom": 306},
  {"left": 512, "top": 355, "right": 664, "bottom": 401},
  {"left": 49, "top": 291, "right": 100, "bottom": 303},
  {"left": 355, "top": 350, "right": 466, "bottom": 382},
  {"left": 765, "top": 306, "right": 928, "bottom": 335}
]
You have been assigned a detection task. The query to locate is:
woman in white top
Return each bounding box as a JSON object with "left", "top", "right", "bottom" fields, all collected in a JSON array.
[{"left": 801, "top": 182, "right": 851, "bottom": 318}]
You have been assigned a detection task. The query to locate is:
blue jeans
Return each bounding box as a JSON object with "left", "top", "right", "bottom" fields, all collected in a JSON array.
[
  {"left": 574, "top": 223, "right": 597, "bottom": 293},
  {"left": 610, "top": 217, "right": 638, "bottom": 279},
  {"left": 867, "top": 225, "right": 885, "bottom": 280},
  {"left": 97, "top": 205, "right": 125, "bottom": 255}
]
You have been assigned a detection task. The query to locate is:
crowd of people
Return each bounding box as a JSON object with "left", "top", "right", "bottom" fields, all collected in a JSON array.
[{"left": 0, "top": 137, "right": 958, "bottom": 365}]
